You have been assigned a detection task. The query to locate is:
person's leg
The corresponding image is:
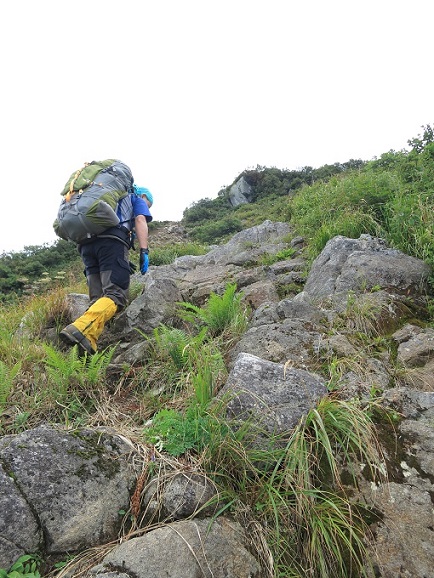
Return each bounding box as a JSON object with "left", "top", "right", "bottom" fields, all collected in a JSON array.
[
  {"left": 60, "top": 239, "right": 128, "bottom": 353},
  {"left": 95, "top": 240, "right": 131, "bottom": 309},
  {"left": 80, "top": 243, "right": 103, "bottom": 305},
  {"left": 61, "top": 295, "right": 117, "bottom": 352}
]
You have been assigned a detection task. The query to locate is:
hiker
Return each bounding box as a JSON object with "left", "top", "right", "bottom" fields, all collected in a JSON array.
[{"left": 59, "top": 184, "right": 153, "bottom": 355}]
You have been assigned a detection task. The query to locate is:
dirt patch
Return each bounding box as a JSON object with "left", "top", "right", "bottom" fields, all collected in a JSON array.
[{"left": 148, "top": 221, "right": 189, "bottom": 248}]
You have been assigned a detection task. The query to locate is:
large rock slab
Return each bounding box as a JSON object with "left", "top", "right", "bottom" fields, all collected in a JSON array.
[
  {"left": 300, "top": 234, "right": 431, "bottom": 304},
  {"left": 219, "top": 352, "right": 327, "bottom": 440},
  {"left": 365, "top": 482, "right": 434, "bottom": 578},
  {"left": 393, "top": 324, "right": 434, "bottom": 368},
  {"left": 112, "top": 277, "right": 183, "bottom": 337},
  {"left": 229, "top": 298, "right": 328, "bottom": 370},
  {"left": 88, "top": 517, "right": 261, "bottom": 578},
  {"left": 108, "top": 221, "right": 297, "bottom": 354},
  {"left": 203, "top": 220, "right": 292, "bottom": 266},
  {"left": 228, "top": 176, "right": 254, "bottom": 207},
  {"left": 0, "top": 466, "right": 41, "bottom": 569},
  {"left": 0, "top": 425, "right": 136, "bottom": 556}
]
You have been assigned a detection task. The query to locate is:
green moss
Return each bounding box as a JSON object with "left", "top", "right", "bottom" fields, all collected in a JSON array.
[
  {"left": 276, "top": 282, "right": 305, "bottom": 299},
  {"left": 69, "top": 430, "right": 123, "bottom": 480}
]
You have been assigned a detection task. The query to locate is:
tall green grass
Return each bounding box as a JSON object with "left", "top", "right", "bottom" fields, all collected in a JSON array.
[
  {"left": 192, "top": 395, "right": 385, "bottom": 578},
  {"left": 384, "top": 190, "right": 434, "bottom": 266},
  {"left": 148, "top": 242, "right": 208, "bottom": 266},
  {"left": 0, "top": 360, "right": 21, "bottom": 421},
  {"left": 290, "top": 170, "right": 397, "bottom": 257},
  {"left": 289, "top": 159, "right": 434, "bottom": 279},
  {"left": 142, "top": 284, "right": 248, "bottom": 453}
]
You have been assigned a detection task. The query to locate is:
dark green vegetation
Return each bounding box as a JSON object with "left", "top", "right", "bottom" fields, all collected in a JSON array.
[
  {"left": 2, "top": 123, "right": 434, "bottom": 300},
  {"left": 182, "top": 124, "right": 434, "bottom": 281},
  {"left": 0, "top": 241, "right": 81, "bottom": 302},
  {"left": 0, "top": 554, "right": 41, "bottom": 577},
  {"left": 182, "top": 160, "right": 364, "bottom": 244},
  {"left": 1, "top": 125, "right": 433, "bottom": 577}
]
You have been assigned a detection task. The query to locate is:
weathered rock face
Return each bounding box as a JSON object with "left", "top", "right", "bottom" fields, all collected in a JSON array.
[
  {"left": 299, "top": 234, "right": 431, "bottom": 305},
  {"left": 227, "top": 177, "right": 254, "bottom": 207},
  {"left": 362, "top": 386, "right": 434, "bottom": 578},
  {"left": 0, "top": 425, "right": 136, "bottom": 569},
  {"left": 0, "top": 467, "right": 41, "bottom": 568},
  {"left": 229, "top": 299, "right": 329, "bottom": 370},
  {"left": 4, "top": 222, "right": 434, "bottom": 577},
  {"left": 219, "top": 352, "right": 327, "bottom": 441},
  {"left": 393, "top": 323, "right": 434, "bottom": 368},
  {"left": 114, "top": 277, "right": 182, "bottom": 335},
  {"left": 140, "top": 471, "right": 222, "bottom": 524},
  {"left": 365, "top": 482, "right": 434, "bottom": 578},
  {"left": 107, "top": 220, "right": 298, "bottom": 350},
  {"left": 87, "top": 517, "right": 261, "bottom": 578}
]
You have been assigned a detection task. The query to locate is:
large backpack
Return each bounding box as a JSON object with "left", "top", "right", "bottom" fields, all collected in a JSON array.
[{"left": 53, "top": 159, "right": 134, "bottom": 244}]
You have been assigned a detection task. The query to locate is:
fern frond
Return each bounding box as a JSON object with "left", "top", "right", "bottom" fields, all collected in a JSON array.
[
  {"left": 0, "top": 360, "right": 22, "bottom": 413},
  {"left": 81, "top": 346, "right": 116, "bottom": 384}
]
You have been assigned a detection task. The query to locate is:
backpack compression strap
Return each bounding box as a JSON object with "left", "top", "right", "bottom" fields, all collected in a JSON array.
[{"left": 65, "top": 163, "right": 89, "bottom": 202}]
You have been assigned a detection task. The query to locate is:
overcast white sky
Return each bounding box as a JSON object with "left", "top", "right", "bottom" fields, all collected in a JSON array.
[{"left": 1, "top": 0, "right": 432, "bottom": 253}]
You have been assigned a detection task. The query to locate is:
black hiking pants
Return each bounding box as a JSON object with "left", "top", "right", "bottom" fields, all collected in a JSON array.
[{"left": 79, "top": 237, "right": 131, "bottom": 309}]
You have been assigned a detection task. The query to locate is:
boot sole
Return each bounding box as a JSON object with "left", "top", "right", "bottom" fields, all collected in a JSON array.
[{"left": 59, "top": 325, "right": 96, "bottom": 355}]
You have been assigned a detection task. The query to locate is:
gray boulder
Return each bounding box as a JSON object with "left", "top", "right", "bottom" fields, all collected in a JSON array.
[
  {"left": 229, "top": 298, "right": 328, "bottom": 370},
  {"left": 391, "top": 324, "right": 434, "bottom": 390},
  {"left": 112, "top": 277, "right": 182, "bottom": 338},
  {"left": 393, "top": 323, "right": 434, "bottom": 368},
  {"left": 141, "top": 471, "right": 222, "bottom": 524},
  {"left": 88, "top": 517, "right": 261, "bottom": 578},
  {"left": 65, "top": 292, "right": 90, "bottom": 320},
  {"left": 219, "top": 352, "right": 327, "bottom": 442},
  {"left": 203, "top": 220, "right": 292, "bottom": 266},
  {"left": 299, "top": 234, "right": 431, "bottom": 304},
  {"left": 0, "top": 425, "right": 136, "bottom": 560},
  {"left": 364, "top": 482, "right": 434, "bottom": 578},
  {"left": 104, "top": 221, "right": 298, "bottom": 365},
  {"left": 0, "top": 467, "right": 41, "bottom": 569},
  {"left": 227, "top": 177, "right": 254, "bottom": 207}
]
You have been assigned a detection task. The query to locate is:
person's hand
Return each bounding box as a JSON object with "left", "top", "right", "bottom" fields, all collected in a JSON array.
[{"left": 140, "top": 248, "right": 149, "bottom": 274}]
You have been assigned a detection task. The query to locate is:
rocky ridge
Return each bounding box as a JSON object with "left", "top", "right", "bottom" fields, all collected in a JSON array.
[{"left": 2, "top": 220, "right": 433, "bottom": 577}]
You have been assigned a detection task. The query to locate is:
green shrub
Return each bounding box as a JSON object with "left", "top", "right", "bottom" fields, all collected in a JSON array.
[
  {"left": 384, "top": 189, "right": 434, "bottom": 268},
  {"left": 309, "top": 209, "right": 382, "bottom": 257},
  {"left": 188, "top": 216, "right": 243, "bottom": 244},
  {"left": 152, "top": 326, "right": 208, "bottom": 370},
  {"left": 143, "top": 406, "right": 229, "bottom": 457},
  {"left": 291, "top": 170, "right": 397, "bottom": 239},
  {"left": 0, "top": 240, "right": 81, "bottom": 302},
  {"left": 183, "top": 196, "right": 230, "bottom": 225}
]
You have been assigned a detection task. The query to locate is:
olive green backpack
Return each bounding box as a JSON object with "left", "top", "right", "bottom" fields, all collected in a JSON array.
[{"left": 53, "top": 159, "right": 133, "bottom": 244}]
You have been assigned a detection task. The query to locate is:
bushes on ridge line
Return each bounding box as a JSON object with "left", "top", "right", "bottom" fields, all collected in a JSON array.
[
  {"left": 187, "top": 216, "right": 244, "bottom": 244},
  {"left": 0, "top": 240, "right": 81, "bottom": 302},
  {"left": 289, "top": 138, "right": 434, "bottom": 272}
]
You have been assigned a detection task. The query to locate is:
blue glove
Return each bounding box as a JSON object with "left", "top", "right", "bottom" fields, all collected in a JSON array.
[{"left": 140, "top": 248, "right": 149, "bottom": 274}]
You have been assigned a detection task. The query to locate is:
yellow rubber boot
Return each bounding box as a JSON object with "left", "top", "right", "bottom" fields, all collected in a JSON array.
[{"left": 60, "top": 297, "right": 117, "bottom": 354}]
